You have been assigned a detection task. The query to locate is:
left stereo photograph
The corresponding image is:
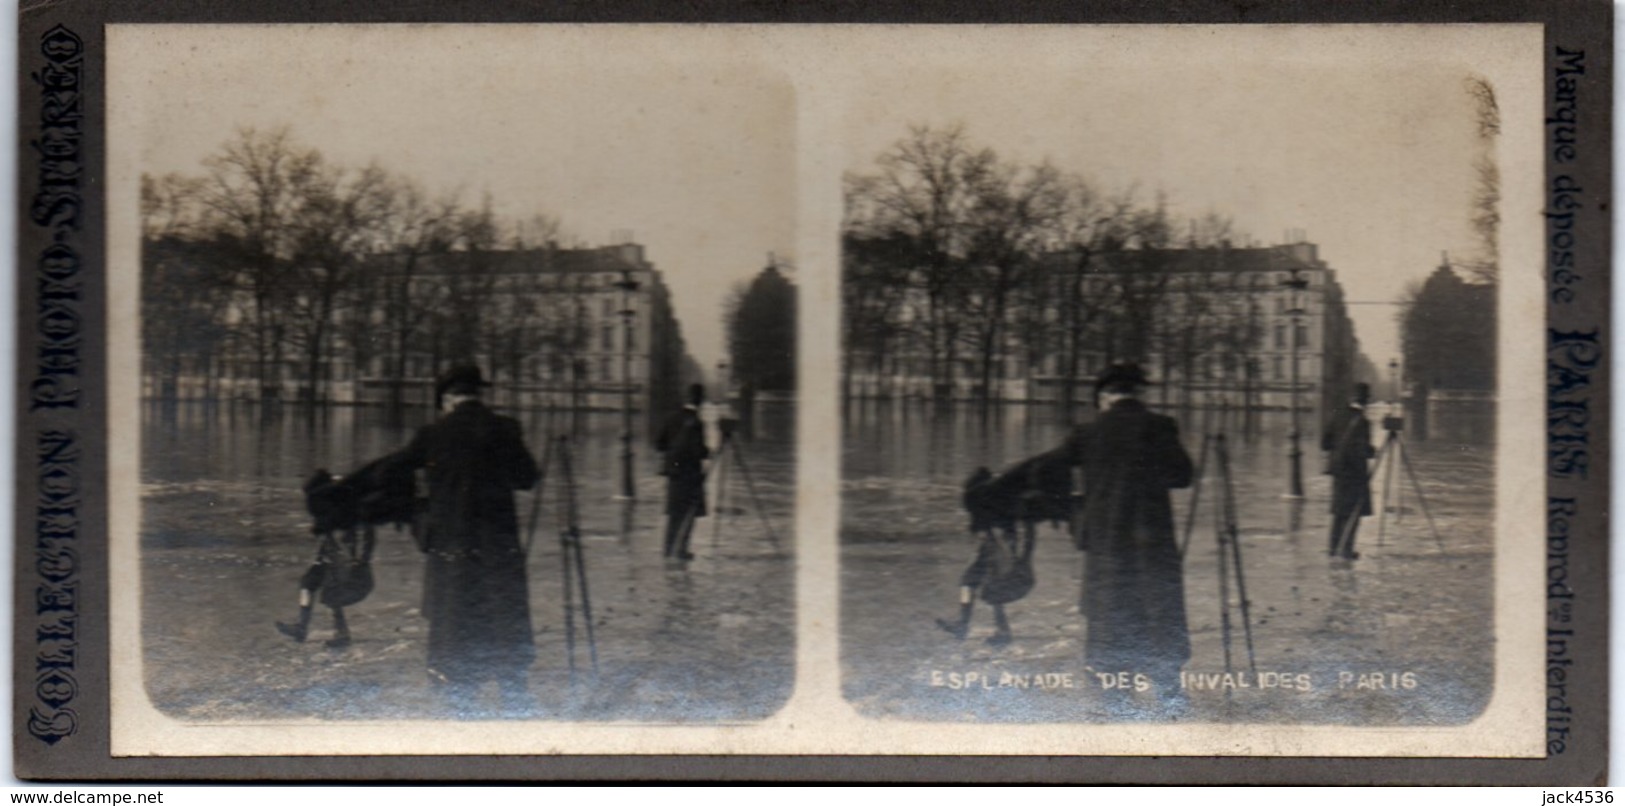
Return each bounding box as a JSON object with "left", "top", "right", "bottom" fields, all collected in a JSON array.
[{"left": 106, "top": 24, "right": 799, "bottom": 750}]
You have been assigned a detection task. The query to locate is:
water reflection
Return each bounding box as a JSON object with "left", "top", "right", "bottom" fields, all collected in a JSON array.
[
  {"left": 841, "top": 400, "right": 1497, "bottom": 725},
  {"left": 139, "top": 399, "right": 796, "bottom": 723}
]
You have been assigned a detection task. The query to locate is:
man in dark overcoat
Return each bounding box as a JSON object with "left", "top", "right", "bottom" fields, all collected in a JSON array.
[
  {"left": 1322, "top": 382, "right": 1374, "bottom": 560},
  {"left": 388, "top": 364, "right": 539, "bottom": 713},
  {"left": 656, "top": 383, "right": 709, "bottom": 561},
  {"left": 1061, "top": 364, "right": 1194, "bottom": 704}
]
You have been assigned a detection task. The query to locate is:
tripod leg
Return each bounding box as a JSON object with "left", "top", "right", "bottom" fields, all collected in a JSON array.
[
  {"left": 1212, "top": 436, "right": 1233, "bottom": 676},
  {"left": 1179, "top": 433, "right": 1211, "bottom": 559},
  {"left": 730, "top": 438, "right": 782, "bottom": 552},
  {"left": 711, "top": 445, "right": 728, "bottom": 550},
  {"left": 1396, "top": 439, "right": 1445, "bottom": 550},
  {"left": 561, "top": 537, "right": 577, "bottom": 679},
  {"left": 523, "top": 438, "right": 555, "bottom": 556},
  {"left": 571, "top": 537, "right": 599, "bottom": 675},
  {"left": 1218, "top": 438, "right": 1257, "bottom": 674},
  {"left": 1393, "top": 438, "right": 1405, "bottom": 523},
  {"left": 1217, "top": 435, "right": 1257, "bottom": 674},
  {"left": 1376, "top": 438, "right": 1394, "bottom": 548},
  {"left": 559, "top": 474, "right": 578, "bottom": 679}
]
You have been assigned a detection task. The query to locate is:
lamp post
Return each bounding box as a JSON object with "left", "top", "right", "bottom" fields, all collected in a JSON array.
[
  {"left": 613, "top": 268, "right": 641, "bottom": 501},
  {"left": 1388, "top": 357, "right": 1401, "bottom": 403},
  {"left": 1282, "top": 267, "right": 1309, "bottom": 499}
]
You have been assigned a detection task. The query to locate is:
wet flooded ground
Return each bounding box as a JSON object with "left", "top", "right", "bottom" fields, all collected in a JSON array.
[
  {"left": 140, "top": 401, "right": 795, "bottom": 722},
  {"left": 841, "top": 400, "right": 1495, "bottom": 724}
]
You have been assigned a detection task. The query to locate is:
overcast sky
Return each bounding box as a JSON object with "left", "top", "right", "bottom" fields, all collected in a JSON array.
[
  {"left": 111, "top": 25, "right": 797, "bottom": 373},
  {"left": 837, "top": 26, "right": 1541, "bottom": 366},
  {"left": 112, "top": 24, "right": 1540, "bottom": 375}
]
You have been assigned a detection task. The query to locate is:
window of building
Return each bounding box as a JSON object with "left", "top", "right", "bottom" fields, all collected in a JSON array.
[
  {"left": 1295, "top": 323, "right": 1310, "bottom": 350},
  {"left": 1271, "top": 356, "right": 1284, "bottom": 380},
  {"left": 601, "top": 325, "right": 613, "bottom": 351},
  {"left": 600, "top": 357, "right": 612, "bottom": 381},
  {"left": 1274, "top": 323, "right": 1286, "bottom": 350}
]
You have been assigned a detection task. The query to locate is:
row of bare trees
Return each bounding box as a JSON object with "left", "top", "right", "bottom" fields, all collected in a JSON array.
[
  {"left": 143, "top": 126, "right": 599, "bottom": 412},
  {"left": 843, "top": 124, "right": 1297, "bottom": 418}
]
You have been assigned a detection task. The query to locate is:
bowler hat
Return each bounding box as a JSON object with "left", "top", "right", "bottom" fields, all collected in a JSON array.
[
  {"left": 1094, "top": 363, "right": 1153, "bottom": 392},
  {"left": 1353, "top": 382, "right": 1371, "bottom": 405},
  {"left": 435, "top": 364, "right": 491, "bottom": 399}
]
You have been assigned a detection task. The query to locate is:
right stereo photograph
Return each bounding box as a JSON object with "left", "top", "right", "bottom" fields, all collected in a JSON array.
[{"left": 836, "top": 24, "right": 1544, "bottom": 750}]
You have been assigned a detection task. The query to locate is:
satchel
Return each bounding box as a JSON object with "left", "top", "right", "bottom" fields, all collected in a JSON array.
[
  {"left": 319, "top": 559, "right": 375, "bottom": 608},
  {"left": 979, "top": 530, "right": 1037, "bottom": 605}
]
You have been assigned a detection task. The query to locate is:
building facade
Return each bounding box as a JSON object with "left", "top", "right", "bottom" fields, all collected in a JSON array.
[
  {"left": 142, "top": 239, "right": 696, "bottom": 419},
  {"left": 843, "top": 241, "right": 1365, "bottom": 416}
]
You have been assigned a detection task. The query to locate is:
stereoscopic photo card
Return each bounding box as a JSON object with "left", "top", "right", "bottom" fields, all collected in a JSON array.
[{"left": 12, "top": 2, "right": 1612, "bottom": 784}]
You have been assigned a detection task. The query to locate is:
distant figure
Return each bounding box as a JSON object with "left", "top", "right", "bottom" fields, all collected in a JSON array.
[
  {"left": 387, "top": 364, "right": 539, "bottom": 714},
  {"left": 1323, "top": 382, "right": 1375, "bottom": 560},
  {"left": 1061, "top": 364, "right": 1194, "bottom": 707},
  {"left": 656, "top": 383, "right": 710, "bottom": 561}
]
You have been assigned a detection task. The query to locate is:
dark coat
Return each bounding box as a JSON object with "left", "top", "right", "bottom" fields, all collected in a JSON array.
[
  {"left": 1322, "top": 405, "right": 1374, "bottom": 517},
  {"left": 655, "top": 406, "right": 709, "bottom": 519},
  {"left": 389, "top": 400, "right": 539, "bottom": 684},
  {"left": 1062, "top": 398, "right": 1194, "bottom": 673}
]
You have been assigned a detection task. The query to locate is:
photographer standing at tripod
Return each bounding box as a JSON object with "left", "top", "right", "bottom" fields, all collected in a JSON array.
[
  {"left": 1061, "top": 364, "right": 1194, "bottom": 709},
  {"left": 656, "top": 383, "right": 710, "bottom": 562},
  {"left": 1322, "top": 382, "right": 1375, "bottom": 561},
  {"left": 386, "top": 364, "right": 540, "bottom": 714}
]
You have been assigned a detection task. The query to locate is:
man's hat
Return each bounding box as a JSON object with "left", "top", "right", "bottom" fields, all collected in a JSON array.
[
  {"left": 435, "top": 364, "right": 491, "bottom": 399},
  {"left": 1353, "top": 382, "right": 1371, "bottom": 404},
  {"left": 1094, "top": 362, "right": 1153, "bottom": 392}
]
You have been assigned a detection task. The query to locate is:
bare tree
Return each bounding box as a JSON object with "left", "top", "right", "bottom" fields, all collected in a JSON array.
[
  {"left": 140, "top": 180, "right": 232, "bottom": 399},
  {"left": 365, "top": 176, "right": 463, "bottom": 415},
  {"left": 1162, "top": 212, "right": 1234, "bottom": 407},
  {"left": 197, "top": 127, "right": 325, "bottom": 401},
  {"left": 848, "top": 124, "right": 997, "bottom": 402},
  {"left": 1462, "top": 76, "right": 1501, "bottom": 285},
  {"left": 1102, "top": 193, "right": 1175, "bottom": 367},
  {"left": 1044, "top": 180, "right": 1136, "bottom": 415},
  {"left": 285, "top": 162, "right": 391, "bottom": 403},
  {"left": 140, "top": 172, "right": 205, "bottom": 240},
  {"left": 841, "top": 229, "right": 915, "bottom": 403},
  {"left": 959, "top": 158, "right": 1065, "bottom": 416}
]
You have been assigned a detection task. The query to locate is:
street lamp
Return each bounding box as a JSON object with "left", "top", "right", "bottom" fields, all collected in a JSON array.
[
  {"left": 612, "top": 268, "right": 641, "bottom": 501},
  {"left": 1388, "top": 358, "right": 1401, "bottom": 403},
  {"left": 1282, "top": 267, "right": 1309, "bottom": 499}
]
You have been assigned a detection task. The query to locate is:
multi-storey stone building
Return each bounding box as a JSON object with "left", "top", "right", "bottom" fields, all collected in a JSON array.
[
  {"left": 142, "top": 239, "right": 697, "bottom": 418},
  {"left": 843, "top": 241, "right": 1365, "bottom": 416}
]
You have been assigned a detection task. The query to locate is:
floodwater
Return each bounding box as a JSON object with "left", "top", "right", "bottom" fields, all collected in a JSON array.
[
  {"left": 840, "top": 400, "right": 1496, "bottom": 724},
  {"left": 139, "top": 400, "right": 795, "bottom": 722}
]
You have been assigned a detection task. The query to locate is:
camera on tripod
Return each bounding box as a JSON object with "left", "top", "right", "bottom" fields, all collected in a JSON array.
[
  {"left": 719, "top": 417, "right": 741, "bottom": 438},
  {"left": 1382, "top": 414, "right": 1404, "bottom": 433}
]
